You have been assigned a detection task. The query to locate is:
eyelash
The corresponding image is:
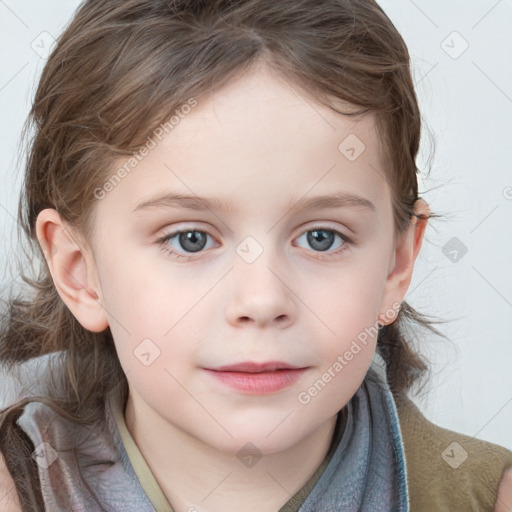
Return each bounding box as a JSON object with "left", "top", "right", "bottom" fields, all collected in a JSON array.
[{"left": 155, "top": 225, "right": 353, "bottom": 262}]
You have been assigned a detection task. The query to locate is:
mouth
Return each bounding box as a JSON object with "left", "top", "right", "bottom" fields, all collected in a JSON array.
[
  {"left": 207, "top": 361, "right": 305, "bottom": 373},
  {"left": 203, "top": 361, "right": 309, "bottom": 394}
]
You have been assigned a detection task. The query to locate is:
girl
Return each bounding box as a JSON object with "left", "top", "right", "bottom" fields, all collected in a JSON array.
[{"left": 1, "top": 0, "right": 511, "bottom": 511}]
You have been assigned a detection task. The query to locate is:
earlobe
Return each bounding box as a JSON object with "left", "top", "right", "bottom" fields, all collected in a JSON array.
[
  {"left": 378, "top": 199, "right": 430, "bottom": 325},
  {"left": 35, "top": 208, "right": 109, "bottom": 332}
]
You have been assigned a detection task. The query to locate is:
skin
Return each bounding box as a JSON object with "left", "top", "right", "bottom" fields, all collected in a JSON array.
[
  {"left": 36, "top": 62, "right": 431, "bottom": 512},
  {"left": 495, "top": 468, "right": 512, "bottom": 512}
]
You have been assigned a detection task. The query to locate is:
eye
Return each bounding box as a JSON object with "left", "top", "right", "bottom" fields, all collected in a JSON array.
[
  {"left": 156, "top": 228, "right": 217, "bottom": 260},
  {"left": 294, "top": 226, "right": 352, "bottom": 257},
  {"left": 155, "top": 225, "right": 352, "bottom": 262}
]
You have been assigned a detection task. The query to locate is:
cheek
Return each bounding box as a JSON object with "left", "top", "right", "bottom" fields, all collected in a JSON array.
[
  {"left": 98, "top": 258, "right": 210, "bottom": 379},
  {"left": 308, "top": 260, "right": 387, "bottom": 339},
  {"left": 296, "top": 309, "right": 380, "bottom": 420},
  {"left": 297, "top": 260, "right": 386, "bottom": 401},
  {"left": 97, "top": 248, "right": 204, "bottom": 335}
]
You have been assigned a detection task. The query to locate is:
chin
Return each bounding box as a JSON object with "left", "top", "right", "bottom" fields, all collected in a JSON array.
[{"left": 188, "top": 420, "right": 302, "bottom": 456}]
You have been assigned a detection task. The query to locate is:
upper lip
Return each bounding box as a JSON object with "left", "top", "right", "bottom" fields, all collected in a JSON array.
[{"left": 205, "top": 361, "right": 306, "bottom": 373}]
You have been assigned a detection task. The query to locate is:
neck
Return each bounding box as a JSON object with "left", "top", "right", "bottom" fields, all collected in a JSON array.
[{"left": 125, "top": 394, "right": 338, "bottom": 512}]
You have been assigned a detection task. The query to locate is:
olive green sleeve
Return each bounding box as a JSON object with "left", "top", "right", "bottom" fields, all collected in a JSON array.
[{"left": 395, "top": 394, "right": 512, "bottom": 512}]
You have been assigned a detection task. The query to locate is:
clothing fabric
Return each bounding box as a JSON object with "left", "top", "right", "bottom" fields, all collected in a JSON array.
[
  {"left": 395, "top": 393, "right": 512, "bottom": 511},
  {"left": 10, "top": 349, "right": 512, "bottom": 511}
]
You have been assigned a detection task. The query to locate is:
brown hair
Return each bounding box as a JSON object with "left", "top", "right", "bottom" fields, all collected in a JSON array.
[{"left": 0, "top": 0, "right": 447, "bottom": 508}]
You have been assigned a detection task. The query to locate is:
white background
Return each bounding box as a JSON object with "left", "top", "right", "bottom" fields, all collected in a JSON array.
[{"left": 0, "top": 1, "right": 511, "bottom": 450}]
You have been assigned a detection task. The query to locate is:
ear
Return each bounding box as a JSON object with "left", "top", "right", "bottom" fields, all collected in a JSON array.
[
  {"left": 35, "top": 208, "right": 109, "bottom": 332},
  {"left": 378, "top": 198, "right": 430, "bottom": 325}
]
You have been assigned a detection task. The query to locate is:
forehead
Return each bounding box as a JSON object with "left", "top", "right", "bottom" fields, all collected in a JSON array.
[{"left": 95, "top": 64, "right": 392, "bottom": 224}]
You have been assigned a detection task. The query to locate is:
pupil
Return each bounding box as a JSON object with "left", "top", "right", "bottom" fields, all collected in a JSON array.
[
  {"left": 308, "top": 230, "right": 334, "bottom": 251},
  {"left": 180, "top": 231, "right": 206, "bottom": 252}
]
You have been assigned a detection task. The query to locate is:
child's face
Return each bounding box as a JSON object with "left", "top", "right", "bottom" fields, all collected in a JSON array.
[{"left": 59, "top": 64, "right": 418, "bottom": 453}]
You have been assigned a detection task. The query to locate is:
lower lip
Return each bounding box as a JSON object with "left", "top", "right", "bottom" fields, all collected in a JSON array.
[{"left": 203, "top": 368, "right": 308, "bottom": 394}]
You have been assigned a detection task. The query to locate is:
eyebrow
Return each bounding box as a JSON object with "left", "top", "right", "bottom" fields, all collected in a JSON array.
[{"left": 132, "top": 191, "right": 376, "bottom": 215}]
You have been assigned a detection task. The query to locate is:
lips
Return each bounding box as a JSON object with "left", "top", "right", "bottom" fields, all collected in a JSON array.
[
  {"left": 208, "top": 361, "right": 304, "bottom": 373},
  {"left": 203, "top": 361, "right": 309, "bottom": 394}
]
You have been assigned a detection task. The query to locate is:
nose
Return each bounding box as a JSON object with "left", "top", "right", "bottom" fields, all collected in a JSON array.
[{"left": 225, "top": 253, "right": 297, "bottom": 329}]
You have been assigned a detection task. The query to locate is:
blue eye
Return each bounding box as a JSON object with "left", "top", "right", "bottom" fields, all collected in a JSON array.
[
  {"left": 156, "top": 229, "right": 217, "bottom": 260},
  {"left": 294, "top": 227, "right": 351, "bottom": 256},
  {"left": 156, "top": 226, "right": 352, "bottom": 261}
]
